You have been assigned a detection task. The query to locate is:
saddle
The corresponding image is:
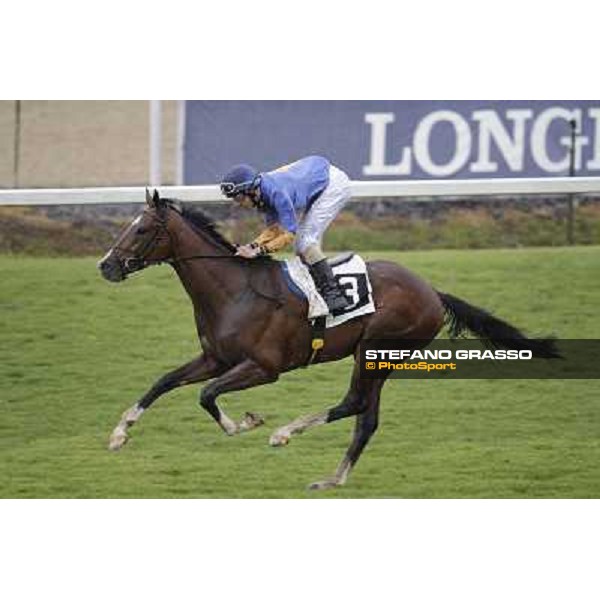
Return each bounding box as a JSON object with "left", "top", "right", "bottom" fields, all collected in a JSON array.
[
  {"left": 281, "top": 252, "right": 375, "bottom": 324},
  {"left": 281, "top": 252, "right": 376, "bottom": 364}
]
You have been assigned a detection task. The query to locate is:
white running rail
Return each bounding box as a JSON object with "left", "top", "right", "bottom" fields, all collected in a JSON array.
[{"left": 1, "top": 177, "right": 600, "bottom": 206}]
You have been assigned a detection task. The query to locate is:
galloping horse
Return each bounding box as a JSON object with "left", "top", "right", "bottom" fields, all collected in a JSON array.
[{"left": 98, "top": 189, "right": 558, "bottom": 490}]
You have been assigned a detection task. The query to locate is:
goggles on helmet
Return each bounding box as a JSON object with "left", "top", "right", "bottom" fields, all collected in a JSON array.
[{"left": 220, "top": 177, "right": 260, "bottom": 199}]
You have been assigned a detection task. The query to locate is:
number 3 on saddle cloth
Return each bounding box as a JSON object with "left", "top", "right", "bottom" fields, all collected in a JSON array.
[{"left": 280, "top": 252, "right": 375, "bottom": 363}]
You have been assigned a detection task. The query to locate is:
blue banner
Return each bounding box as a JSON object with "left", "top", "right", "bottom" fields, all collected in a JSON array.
[{"left": 183, "top": 101, "right": 600, "bottom": 183}]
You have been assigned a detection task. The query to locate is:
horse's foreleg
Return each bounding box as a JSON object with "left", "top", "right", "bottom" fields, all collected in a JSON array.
[
  {"left": 199, "top": 359, "right": 278, "bottom": 435},
  {"left": 108, "top": 353, "right": 224, "bottom": 450}
]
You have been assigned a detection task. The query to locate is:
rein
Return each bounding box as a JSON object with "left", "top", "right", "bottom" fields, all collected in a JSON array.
[
  {"left": 140, "top": 221, "right": 281, "bottom": 306},
  {"left": 130, "top": 254, "right": 240, "bottom": 270},
  {"left": 115, "top": 209, "right": 241, "bottom": 270},
  {"left": 138, "top": 254, "right": 239, "bottom": 266},
  {"left": 115, "top": 201, "right": 283, "bottom": 307},
  {"left": 168, "top": 254, "right": 241, "bottom": 263},
  {"left": 118, "top": 208, "right": 242, "bottom": 270}
]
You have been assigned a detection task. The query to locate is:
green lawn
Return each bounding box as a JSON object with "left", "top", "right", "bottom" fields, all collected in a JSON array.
[{"left": 1, "top": 246, "right": 599, "bottom": 497}]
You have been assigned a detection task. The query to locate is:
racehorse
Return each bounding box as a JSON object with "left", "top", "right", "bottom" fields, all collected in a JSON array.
[{"left": 98, "top": 189, "right": 559, "bottom": 490}]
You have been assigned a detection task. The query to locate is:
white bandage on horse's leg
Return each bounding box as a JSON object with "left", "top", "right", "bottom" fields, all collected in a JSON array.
[
  {"left": 269, "top": 411, "right": 329, "bottom": 446},
  {"left": 124, "top": 404, "right": 144, "bottom": 425},
  {"left": 218, "top": 409, "right": 238, "bottom": 436},
  {"left": 109, "top": 404, "right": 145, "bottom": 450},
  {"left": 300, "top": 243, "right": 326, "bottom": 266},
  {"left": 333, "top": 457, "right": 352, "bottom": 486}
]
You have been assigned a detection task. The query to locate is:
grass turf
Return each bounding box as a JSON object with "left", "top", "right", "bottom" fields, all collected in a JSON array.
[{"left": 1, "top": 246, "right": 599, "bottom": 498}]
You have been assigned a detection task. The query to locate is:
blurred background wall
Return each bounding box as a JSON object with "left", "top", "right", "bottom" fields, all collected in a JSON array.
[
  {"left": 1, "top": 100, "right": 599, "bottom": 255},
  {"left": 0, "top": 100, "right": 179, "bottom": 188}
]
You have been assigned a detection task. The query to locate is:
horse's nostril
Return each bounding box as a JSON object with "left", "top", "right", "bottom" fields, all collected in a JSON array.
[
  {"left": 98, "top": 255, "right": 124, "bottom": 282},
  {"left": 98, "top": 252, "right": 113, "bottom": 271}
]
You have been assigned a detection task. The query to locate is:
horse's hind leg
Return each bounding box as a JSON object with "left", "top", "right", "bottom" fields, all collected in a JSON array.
[
  {"left": 270, "top": 361, "right": 366, "bottom": 446},
  {"left": 108, "top": 353, "right": 224, "bottom": 450},
  {"left": 309, "top": 377, "right": 387, "bottom": 491}
]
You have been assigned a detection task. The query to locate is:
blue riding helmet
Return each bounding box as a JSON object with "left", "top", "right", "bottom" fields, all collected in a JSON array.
[{"left": 220, "top": 164, "right": 261, "bottom": 198}]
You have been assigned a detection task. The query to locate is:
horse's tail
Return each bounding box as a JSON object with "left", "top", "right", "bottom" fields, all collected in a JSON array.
[{"left": 437, "top": 291, "right": 561, "bottom": 358}]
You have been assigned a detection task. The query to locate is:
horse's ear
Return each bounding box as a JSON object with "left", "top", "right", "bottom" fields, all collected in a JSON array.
[
  {"left": 145, "top": 187, "right": 154, "bottom": 207},
  {"left": 150, "top": 188, "right": 168, "bottom": 215},
  {"left": 146, "top": 188, "right": 164, "bottom": 210}
]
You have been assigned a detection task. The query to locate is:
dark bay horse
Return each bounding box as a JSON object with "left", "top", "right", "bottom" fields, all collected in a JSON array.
[{"left": 98, "top": 189, "right": 558, "bottom": 490}]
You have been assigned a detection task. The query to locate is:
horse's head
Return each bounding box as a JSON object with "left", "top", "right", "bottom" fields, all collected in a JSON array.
[{"left": 98, "top": 188, "right": 175, "bottom": 282}]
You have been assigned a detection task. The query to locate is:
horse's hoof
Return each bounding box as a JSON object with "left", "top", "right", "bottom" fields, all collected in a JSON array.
[
  {"left": 239, "top": 412, "right": 265, "bottom": 431},
  {"left": 269, "top": 431, "right": 290, "bottom": 447},
  {"left": 108, "top": 433, "right": 128, "bottom": 451},
  {"left": 308, "top": 478, "right": 340, "bottom": 491}
]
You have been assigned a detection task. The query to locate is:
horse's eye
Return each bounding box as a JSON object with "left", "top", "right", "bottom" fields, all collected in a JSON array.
[{"left": 136, "top": 228, "right": 147, "bottom": 235}]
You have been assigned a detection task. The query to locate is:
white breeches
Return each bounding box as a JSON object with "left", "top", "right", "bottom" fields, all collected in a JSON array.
[{"left": 295, "top": 165, "right": 352, "bottom": 258}]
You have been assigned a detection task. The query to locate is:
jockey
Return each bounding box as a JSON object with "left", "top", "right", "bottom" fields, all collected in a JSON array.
[{"left": 220, "top": 155, "right": 352, "bottom": 313}]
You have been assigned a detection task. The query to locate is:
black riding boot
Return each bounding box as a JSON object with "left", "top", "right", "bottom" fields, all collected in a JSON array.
[{"left": 309, "top": 259, "right": 352, "bottom": 313}]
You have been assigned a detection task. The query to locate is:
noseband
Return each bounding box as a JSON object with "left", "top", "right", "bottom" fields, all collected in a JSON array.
[{"left": 112, "top": 211, "right": 173, "bottom": 276}]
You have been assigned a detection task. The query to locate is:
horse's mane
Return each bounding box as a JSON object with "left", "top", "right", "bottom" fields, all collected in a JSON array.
[{"left": 165, "top": 199, "right": 238, "bottom": 253}]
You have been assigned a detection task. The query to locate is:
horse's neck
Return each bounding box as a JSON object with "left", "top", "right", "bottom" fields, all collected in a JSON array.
[{"left": 168, "top": 218, "right": 247, "bottom": 315}]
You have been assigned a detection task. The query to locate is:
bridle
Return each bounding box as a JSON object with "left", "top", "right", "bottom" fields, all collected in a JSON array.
[
  {"left": 113, "top": 205, "right": 243, "bottom": 276},
  {"left": 112, "top": 210, "right": 171, "bottom": 273},
  {"left": 110, "top": 201, "right": 281, "bottom": 306}
]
